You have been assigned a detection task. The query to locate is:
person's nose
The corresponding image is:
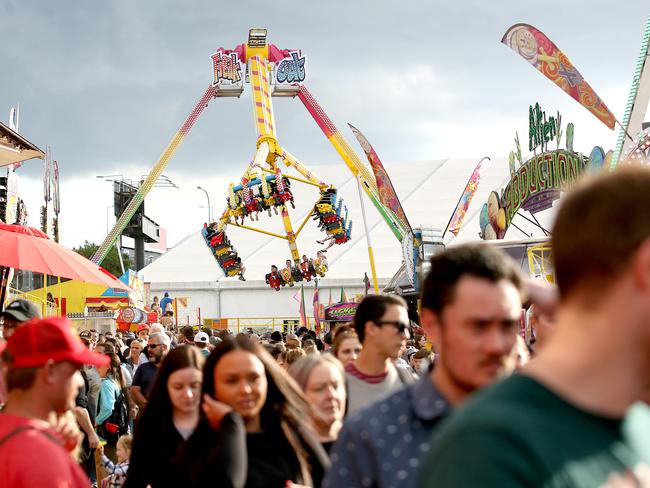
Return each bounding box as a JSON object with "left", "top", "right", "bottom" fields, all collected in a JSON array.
[{"left": 483, "top": 327, "right": 513, "bottom": 356}]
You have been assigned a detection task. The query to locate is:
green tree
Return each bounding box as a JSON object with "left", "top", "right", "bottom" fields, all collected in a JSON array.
[{"left": 73, "top": 241, "right": 133, "bottom": 277}]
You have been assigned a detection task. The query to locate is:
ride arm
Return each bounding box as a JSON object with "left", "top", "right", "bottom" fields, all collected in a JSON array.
[
  {"left": 296, "top": 85, "right": 404, "bottom": 241},
  {"left": 92, "top": 85, "right": 217, "bottom": 264}
]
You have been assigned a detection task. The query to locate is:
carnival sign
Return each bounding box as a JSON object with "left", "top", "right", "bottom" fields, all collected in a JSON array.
[
  {"left": 481, "top": 104, "right": 591, "bottom": 240},
  {"left": 529, "top": 103, "right": 559, "bottom": 152},
  {"left": 275, "top": 51, "right": 306, "bottom": 84},
  {"left": 502, "top": 150, "right": 588, "bottom": 225},
  {"left": 211, "top": 51, "right": 242, "bottom": 85},
  {"left": 324, "top": 301, "right": 358, "bottom": 322}
]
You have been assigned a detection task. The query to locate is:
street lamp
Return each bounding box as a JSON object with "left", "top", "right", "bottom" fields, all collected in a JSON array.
[{"left": 197, "top": 186, "right": 211, "bottom": 222}]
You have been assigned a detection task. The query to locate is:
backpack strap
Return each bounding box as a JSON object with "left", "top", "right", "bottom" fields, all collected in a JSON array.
[{"left": 0, "top": 424, "right": 62, "bottom": 448}]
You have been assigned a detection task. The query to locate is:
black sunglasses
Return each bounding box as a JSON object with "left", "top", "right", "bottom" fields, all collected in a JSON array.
[{"left": 376, "top": 321, "right": 410, "bottom": 334}]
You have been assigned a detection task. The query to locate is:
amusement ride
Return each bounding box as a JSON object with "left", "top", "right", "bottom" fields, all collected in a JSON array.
[{"left": 91, "top": 29, "right": 414, "bottom": 291}]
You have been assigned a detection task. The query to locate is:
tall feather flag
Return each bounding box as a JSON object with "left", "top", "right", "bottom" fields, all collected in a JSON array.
[
  {"left": 340, "top": 288, "right": 348, "bottom": 303},
  {"left": 299, "top": 285, "right": 307, "bottom": 328},
  {"left": 444, "top": 157, "right": 490, "bottom": 237},
  {"left": 502, "top": 23, "right": 616, "bottom": 130},
  {"left": 313, "top": 282, "right": 321, "bottom": 333},
  {"left": 348, "top": 124, "right": 413, "bottom": 233}
]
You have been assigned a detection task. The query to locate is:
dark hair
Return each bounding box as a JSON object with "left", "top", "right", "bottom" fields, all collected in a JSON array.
[
  {"left": 413, "top": 348, "right": 432, "bottom": 360},
  {"left": 6, "top": 365, "right": 39, "bottom": 391},
  {"left": 103, "top": 351, "right": 126, "bottom": 389},
  {"left": 267, "top": 343, "right": 287, "bottom": 360},
  {"left": 98, "top": 342, "right": 116, "bottom": 354},
  {"left": 553, "top": 166, "right": 650, "bottom": 300},
  {"left": 353, "top": 294, "right": 407, "bottom": 343},
  {"left": 296, "top": 326, "right": 308, "bottom": 337},
  {"left": 323, "top": 331, "right": 333, "bottom": 346},
  {"left": 133, "top": 346, "right": 204, "bottom": 440},
  {"left": 420, "top": 243, "right": 523, "bottom": 315},
  {"left": 202, "top": 336, "right": 327, "bottom": 485}
]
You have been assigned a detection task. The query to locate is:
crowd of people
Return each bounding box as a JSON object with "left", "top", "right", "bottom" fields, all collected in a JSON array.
[{"left": 0, "top": 167, "right": 649, "bottom": 487}]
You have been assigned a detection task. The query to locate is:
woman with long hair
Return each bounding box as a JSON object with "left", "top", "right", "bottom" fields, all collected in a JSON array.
[
  {"left": 193, "top": 335, "right": 329, "bottom": 487},
  {"left": 124, "top": 345, "right": 246, "bottom": 487},
  {"left": 96, "top": 351, "right": 127, "bottom": 460},
  {"left": 288, "top": 355, "right": 346, "bottom": 450},
  {"left": 331, "top": 326, "right": 362, "bottom": 366}
]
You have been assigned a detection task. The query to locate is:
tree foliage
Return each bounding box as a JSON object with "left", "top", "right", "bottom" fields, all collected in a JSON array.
[{"left": 73, "top": 241, "right": 133, "bottom": 277}]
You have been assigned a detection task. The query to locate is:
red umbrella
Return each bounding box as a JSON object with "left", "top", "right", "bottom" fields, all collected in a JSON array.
[{"left": 0, "top": 222, "right": 130, "bottom": 291}]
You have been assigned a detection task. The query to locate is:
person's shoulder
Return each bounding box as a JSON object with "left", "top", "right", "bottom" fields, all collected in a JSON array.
[
  {"left": 344, "top": 384, "right": 412, "bottom": 430},
  {"left": 0, "top": 417, "right": 66, "bottom": 457},
  {"left": 0, "top": 413, "right": 41, "bottom": 437},
  {"left": 2, "top": 430, "right": 88, "bottom": 487},
  {"left": 442, "top": 374, "right": 550, "bottom": 435},
  {"left": 141, "top": 361, "right": 157, "bottom": 373}
]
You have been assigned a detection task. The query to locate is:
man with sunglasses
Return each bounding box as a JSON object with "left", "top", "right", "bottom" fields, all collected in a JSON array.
[
  {"left": 131, "top": 332, "right": 170, "bottom": 412},
  {"left": 343, "top": 294, "right": 415, "bottom": 416},
  {"left": 324, "top": 244, "right": 523, "bottom": 488}
]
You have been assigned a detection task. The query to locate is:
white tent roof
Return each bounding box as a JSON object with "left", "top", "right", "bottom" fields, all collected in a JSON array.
[{"left": 140, "top": 158, "right": 554, "bottom": 286}]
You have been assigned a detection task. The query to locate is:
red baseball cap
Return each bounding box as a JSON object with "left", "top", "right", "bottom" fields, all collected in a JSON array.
[
  {"left": 137, "top": 324, "right": 150, "bottom": 333},
  {"left": 6, "top": 317, "right": 110, "bottom": 369}
]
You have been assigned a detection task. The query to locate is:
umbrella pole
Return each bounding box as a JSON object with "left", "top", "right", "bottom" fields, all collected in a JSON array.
[
  {"left": 57, "top": 276, "right": 62, "bottom": 316},
  {"left": 44, "top": 273, "right": 48, "bottom": 318},
  {"left": 0, "top": 266, "right": 9, "bottom": 312}
]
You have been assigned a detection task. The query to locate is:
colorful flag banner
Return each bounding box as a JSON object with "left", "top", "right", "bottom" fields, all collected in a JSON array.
[
  {"left": 348, "top": 124, "right": 413, "bottom": 233},
  {"left": 445, "top": 157, "right": 490, "bottom": 237},
  {"left": 299, "top": 285, "right": 307, "bottom": 327},
  {"left": 502, "top": 23, "right": 616, "bottom": 130},
  {"left": 340, "top": 288, "right": 348, "bottom": 303},
  {"left": 313, "top": 283, "right": 321, "bottom": 333}
]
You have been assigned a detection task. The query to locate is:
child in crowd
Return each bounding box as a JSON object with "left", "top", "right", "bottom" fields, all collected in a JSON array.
[{"left": 99, "top": 434, "right": 132, "bottom": 488}]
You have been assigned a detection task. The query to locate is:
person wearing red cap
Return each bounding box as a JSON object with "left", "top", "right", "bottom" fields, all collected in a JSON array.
[{"left": 0, "top": 317, "right": 110, "bottom": 487}]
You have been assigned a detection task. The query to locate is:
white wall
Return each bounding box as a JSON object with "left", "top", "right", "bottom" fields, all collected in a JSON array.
[{"left": 149, "top": 280, "right": 378, "bottom": 322}]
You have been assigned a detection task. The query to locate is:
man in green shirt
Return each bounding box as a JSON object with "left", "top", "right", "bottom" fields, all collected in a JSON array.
[{"left": 419, "top": 167, "right": 650, "bottom": 487}]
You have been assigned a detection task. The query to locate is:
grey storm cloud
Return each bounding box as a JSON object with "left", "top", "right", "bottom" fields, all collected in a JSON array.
[{"left": 0, "top": 0, "right": 647, "bottom": 181}]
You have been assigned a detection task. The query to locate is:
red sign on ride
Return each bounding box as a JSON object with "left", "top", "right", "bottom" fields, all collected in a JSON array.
[{"left": 211, "top": 51, "right": 242, "bottom": 85}]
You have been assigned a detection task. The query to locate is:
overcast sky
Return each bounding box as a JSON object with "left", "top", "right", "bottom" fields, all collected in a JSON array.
[{"left": 1, "top": 0, "right": 648, "bottom": 250}]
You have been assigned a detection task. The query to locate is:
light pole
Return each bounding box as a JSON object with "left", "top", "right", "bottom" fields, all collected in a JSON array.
[{"left": 197, "top": 186, "right": 211, "bottom": 222}]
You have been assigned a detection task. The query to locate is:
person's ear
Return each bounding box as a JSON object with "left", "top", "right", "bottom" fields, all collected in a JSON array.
[
  {"left": 364, "top": 320, "right": 377, "bottom": 340},
  {"left": 41, "top": 359, "right": 57, "bottom": 385},
  {"left": 632, "top": 238, "right": 650, "bottom": 293},
  {"left": 420, "top": 309, "right": 442, "bottom": 349}
]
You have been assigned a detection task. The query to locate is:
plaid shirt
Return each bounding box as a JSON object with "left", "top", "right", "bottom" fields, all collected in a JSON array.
[{"left": 100, "top": 455, "right": 129, "bottom": 488}]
